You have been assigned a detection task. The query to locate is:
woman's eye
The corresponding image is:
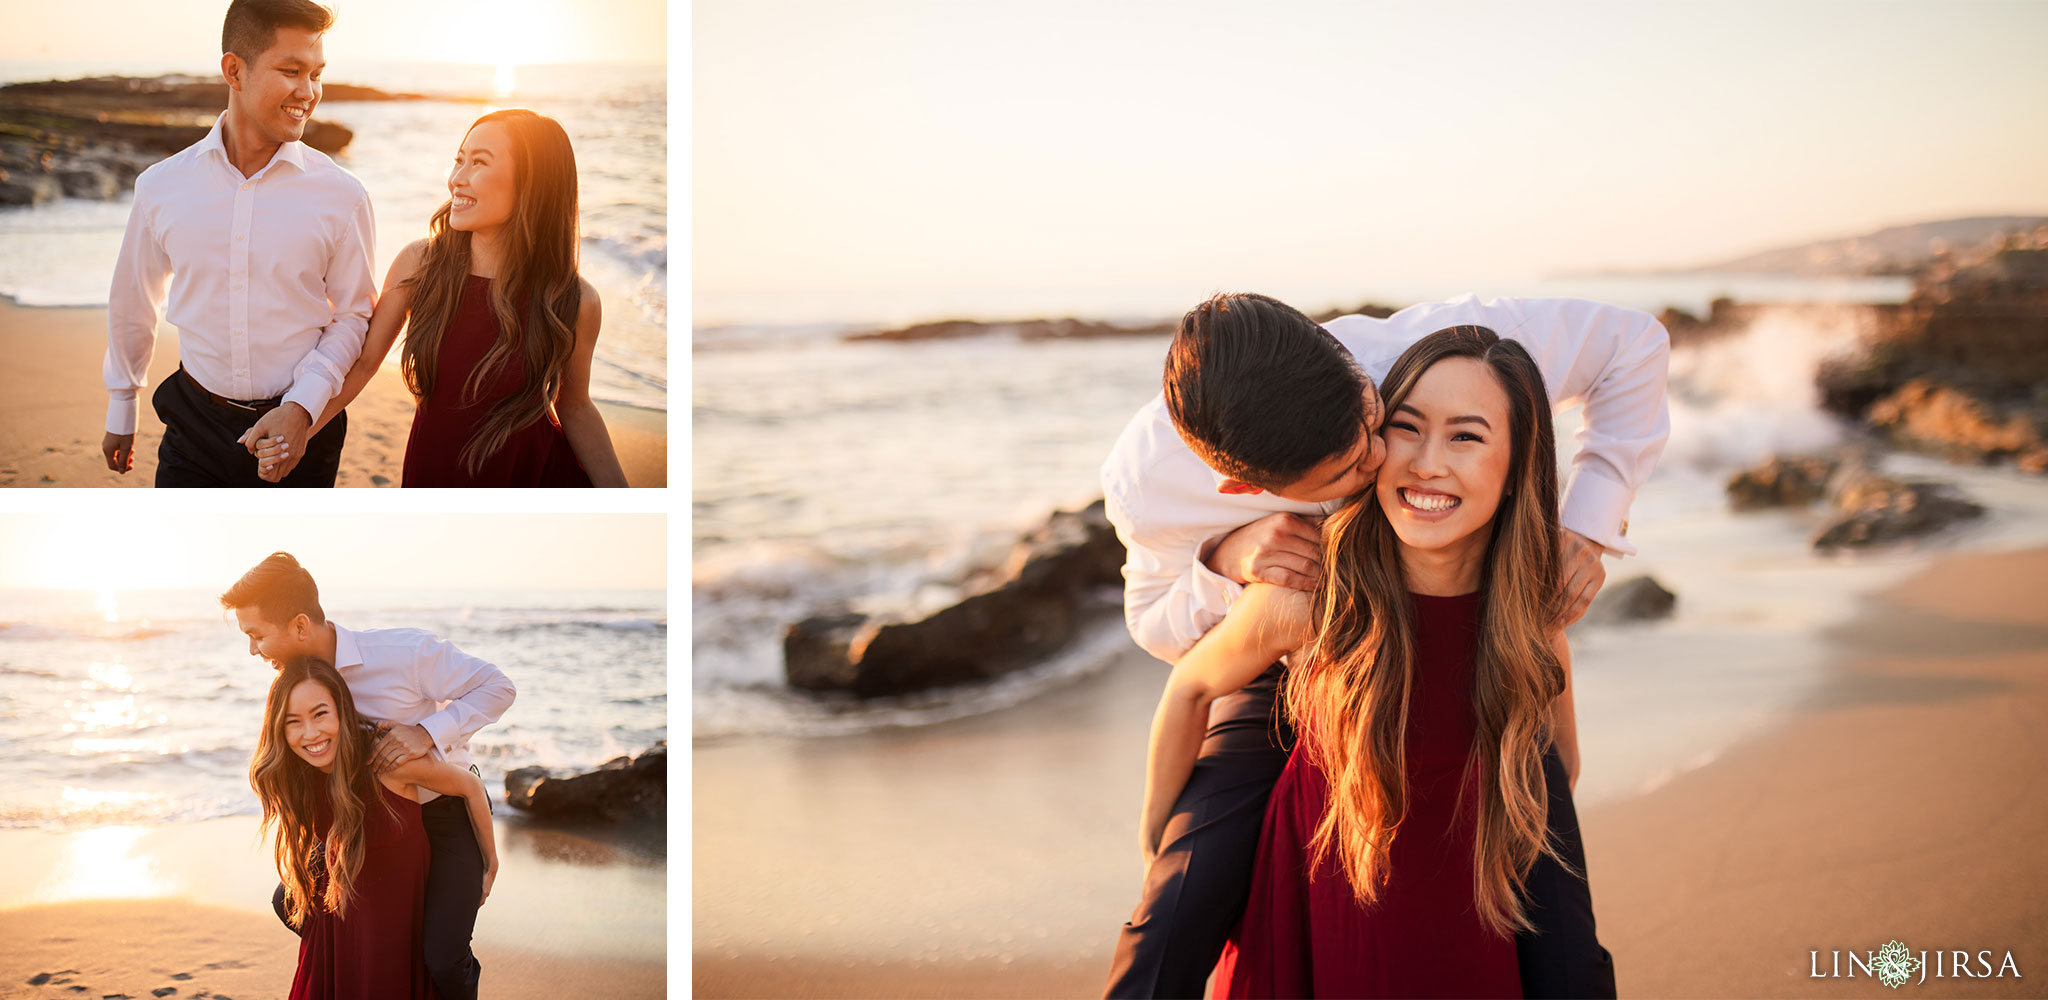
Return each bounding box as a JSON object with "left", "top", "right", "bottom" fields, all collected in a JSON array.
[
  {"left": 1386, "top": 421, "right": 1417, "bottom": 434},
  {"left": 1454, "top": 431, "right": 1484, "bottom": 443}
]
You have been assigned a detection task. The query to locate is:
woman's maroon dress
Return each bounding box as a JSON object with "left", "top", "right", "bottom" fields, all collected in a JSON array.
[
  {"left": 288, "top": 780, "right": 435, "bottom": 1000},
  {"left": 1217, "top": 591, "right": 1522, "bottom": 999},
  {"left": 401, "top": 274, "right": 592, "bottom": 487}
]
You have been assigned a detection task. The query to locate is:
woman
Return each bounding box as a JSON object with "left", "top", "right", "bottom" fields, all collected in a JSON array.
[
  {"left": 251, "top": 656, "right": 499, "bottom": 999},
  {"left": 1141, "top": 326, "right": 1583, "bottom": 997},
  {"left": 261, "top": 109, "right": 628, "bottom": 486}
]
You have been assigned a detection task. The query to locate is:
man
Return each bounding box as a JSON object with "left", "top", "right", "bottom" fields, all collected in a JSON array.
[
  {"left": 1102, "top": 292, "right": 1669, "bottom": 998},
  {"left": 223, "top": 551, "right": 514, "bottom": 1000},
  {"left": 102, "top": 0, "right": 374, "bottom": 487}
]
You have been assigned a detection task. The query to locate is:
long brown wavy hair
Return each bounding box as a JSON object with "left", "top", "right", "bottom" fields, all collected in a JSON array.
[
  {"left": 1283, "top": 325, "right": 1569, "bottom": 937},
  {"left": 400, "top": 108, "right": 583, "bottom": 475},
  {"left": 249, "top": 656, "right": 394, "bottom": 927}
]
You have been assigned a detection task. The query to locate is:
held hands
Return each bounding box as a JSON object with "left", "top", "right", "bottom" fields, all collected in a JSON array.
[
  {"left": 369, "top": 721, "right": 434, "bottom": 773},
  {"left": 1555, "top": 529, "right": 1607, "bottom": 627},
  {"left": 1204, "top": 513, "right": 1325, "bottom": 591},
  {"left": 102, "top": 432, "right": 136, "bottom": 474},
  {"left": 238, "top": 402, "right": 313, "bottom": 483}
]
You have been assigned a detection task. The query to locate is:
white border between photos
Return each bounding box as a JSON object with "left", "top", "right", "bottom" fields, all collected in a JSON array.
[{"left": 0, "top": 2, "right": 694, "bottom": 990}]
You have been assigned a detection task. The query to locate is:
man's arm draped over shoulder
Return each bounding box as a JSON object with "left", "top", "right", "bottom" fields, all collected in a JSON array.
[
  {"left": 104, "top": 170, "right": 172, "bottom": 435},
  {"left": 409, "top": 633, "right": 517, "bottom": 756},
  {"left": 278, "top": 191, "right": 376, "bottom": 423},
  {"left": 1483, "top": 297, "right": 1670, "bottom": 556}
]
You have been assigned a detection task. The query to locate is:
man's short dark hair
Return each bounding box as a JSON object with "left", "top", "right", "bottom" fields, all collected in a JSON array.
[
  {"left": 220, "top": 551, "right": 325, "bottom": 626},
  {"left": 222, "top": 0, "right": 335, "bottom": 65},
  {"left": 1163, "top": 292, "right": 1368, "bottom": 489}
]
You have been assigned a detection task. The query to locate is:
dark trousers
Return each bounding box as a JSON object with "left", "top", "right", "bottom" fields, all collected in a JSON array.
[
  {"left": 272, "top": 791, "right": 487, "bottom": 1000},
  {"left": 1103, "top": 666, "right": 1615, "bottom": 999},
  {"left": 152, "top": 367, "right": 346, "bottom": 487}
]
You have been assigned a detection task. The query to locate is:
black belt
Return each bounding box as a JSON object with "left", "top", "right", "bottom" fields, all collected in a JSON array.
[{"left": 179, "top": 366, "right": 283, "bottom": 414}]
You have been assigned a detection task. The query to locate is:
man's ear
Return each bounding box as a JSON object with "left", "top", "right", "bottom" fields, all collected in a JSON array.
[
  {"left": 222, "top": 52, "right": 244, "bottom": 92},
  {"left": 290, "top": 612, "right": 313, "bottom": 640},
  {"left": 1217, "top": 479, "right": 1266, "bottom": 496}
]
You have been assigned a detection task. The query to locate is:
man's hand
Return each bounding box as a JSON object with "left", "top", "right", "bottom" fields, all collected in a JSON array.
[
  {"left": 102, "top": 432, "right": 136, "bottom": 474},
  {"left": 370, "top": 721, "right": 434, "bottom": 773},
  {"left": 1203, "top": 512, "right": 1324, "bottom": 591},
  {"left": 1556, "top": 528, "right": 1607, "bottom": 626},
  {"left": 239, "top": 402, "right": 313, "bottom": 482}
]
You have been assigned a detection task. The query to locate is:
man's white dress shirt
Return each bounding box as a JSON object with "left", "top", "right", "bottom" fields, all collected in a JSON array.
[
  {"left": 1102, "top": 295, "right": 1671, "bottom": 664},
  {"left": 103, "top": 113, "right": 376, "bottom": 435},
  {"left": 332, "top": 624, "right": 516, "bottom": 803}
]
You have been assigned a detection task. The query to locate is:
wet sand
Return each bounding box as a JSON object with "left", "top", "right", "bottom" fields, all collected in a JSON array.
[
  {"left": 694, "top": 547, "right": 2048, "bottom": 997},
  {"left": 0, "top": 296, "right": 666, "bottom": 488},
  {"left": 0, "top": 815, "right": 667, "bottom": 999}
]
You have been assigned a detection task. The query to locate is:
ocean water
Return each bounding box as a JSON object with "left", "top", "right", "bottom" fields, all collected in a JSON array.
[
  {"left": 691, "top": 280, "right": 2048, "bottom": 801},
  {"left": 0, "top": 60, "right": 666, "bottom": 412},
  {"left": 0, "top": 586, "right": 666, "bottom": 832}
]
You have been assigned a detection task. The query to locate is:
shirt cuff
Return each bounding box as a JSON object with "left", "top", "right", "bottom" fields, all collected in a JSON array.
[
  {"left": 1189, "top": 532, "right": 1247, "bottom": 614},
  {"left": 106, "top": 392, "right": 140, "bottom": 436},
  {"left": 280, "top": 379, "right": 335, "bottom": 428},
  {"left": 1560, "top": 467, "right": 1637, "bottom": 557},
  {"left": 418, "top": 712, "right": 459, "bottom": 757}
]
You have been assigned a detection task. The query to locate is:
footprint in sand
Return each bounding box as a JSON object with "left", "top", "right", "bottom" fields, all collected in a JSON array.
[
  {"left": 198, "top": 960, "right": 249, "bottom": 971},
  {"left": 25, "top": 969, "right": 82, "bottom": 985},
  {"left": 152, "top": 988, "right": 178, "bottom": 997}
]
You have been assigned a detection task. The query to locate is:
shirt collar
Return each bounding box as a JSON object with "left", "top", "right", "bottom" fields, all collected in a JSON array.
[
  {"left": 331, "top": 622, "right": 365, "bottom": 670},
  {"left": 202, "top": 112, "right": 309, "bottom": 178}
]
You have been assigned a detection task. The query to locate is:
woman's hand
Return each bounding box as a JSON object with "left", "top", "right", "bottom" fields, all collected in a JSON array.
[{"left": 480, "top": 861, "right": 498, "bottom": 906}]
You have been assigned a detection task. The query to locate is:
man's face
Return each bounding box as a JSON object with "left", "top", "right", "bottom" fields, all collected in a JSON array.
[
  {"left": 1221, "top": 382, "right": 1390, "bottom": 503},
  {"left": 226, "top": 26, "right": 325, "bottom": 147},
  {"left": 234, "top": 605, "right": 315, "bottom": 669}
]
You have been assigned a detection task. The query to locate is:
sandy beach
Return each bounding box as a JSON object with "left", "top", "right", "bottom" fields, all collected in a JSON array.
[
  {"left": 694, "top": 546, "right": 2048, "bottom": 997},
  {"left": 0, "top": 296, "right": 666, "bottom": 488},
  {"left": 0, "top": 815, "right": 667, "bottom": 1000}
]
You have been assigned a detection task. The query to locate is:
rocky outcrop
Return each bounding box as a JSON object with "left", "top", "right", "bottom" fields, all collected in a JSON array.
[
  {"left": 1726, "top": 456, "right": 1841, "bottom": 510},
  {"left": 1863, "top": 378, "right": 2048, "bottom": 473},
  {"left": 1578, "top": 575, "right": 1677, "bottom": 625},
  {"left": 1816, "top": 227, "right": 2048, "bottom": 456},
  {"left": 784, "top": 500, "right": 1125, "bottom": 697},
  {"left": 846, "top": 317, "right": 1169, "bottom": 343},
  {"left": 1811, "top": 467, "right": 1984, "bottom": 551},
  {"left": 504, "top": 742, "right": 665, "bottom": 824},
  {"left": 0, "top": 75, "right": 393, "bottom": 207},
  {"left": 845, "top": 303, "right": 1401, "bottom": 344}
]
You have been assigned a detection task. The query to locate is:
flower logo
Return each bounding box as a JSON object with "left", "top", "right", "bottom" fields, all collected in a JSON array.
[{"left": 1875, "top": 940, "right": 1923, "bottom": 989}]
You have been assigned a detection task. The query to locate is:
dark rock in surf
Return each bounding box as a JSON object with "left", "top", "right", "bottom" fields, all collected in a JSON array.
[
  {"left": 504, "top": 741, "right": 665, "bottom": 824},
  {"left": 784, "top": 500, "right": 1124, "bottom": 698},
  {"left": 1578, "top": 575, "right": 1677, "bottom": 625},
  {"left": 1726, "top": 456, "right": 1841, "bottom": 510},
  {"left": 1811, "top": 467, "right": 1984, "bottom": 550}
]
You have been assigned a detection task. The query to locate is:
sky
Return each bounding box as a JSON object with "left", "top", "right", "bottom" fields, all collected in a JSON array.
[
  {"left": 0, "top": 513, "right": 666, "bottom": 592},
  {"left": 694, "top": 0, "right": 2048, "bottom": 324},
  {"left": 1, "top": 0, "right": 666, "bottom": 67}
]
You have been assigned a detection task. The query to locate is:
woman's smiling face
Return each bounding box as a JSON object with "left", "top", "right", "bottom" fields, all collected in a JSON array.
[
  {"left": 282, "top": 678, "right": 341, "bottom": 773},
  {"left": 448, "top": 120, "right": 517, "bottom": 234},
  {"left": 1374, "top": 355, "right": 1514, "bottom": 557}
]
